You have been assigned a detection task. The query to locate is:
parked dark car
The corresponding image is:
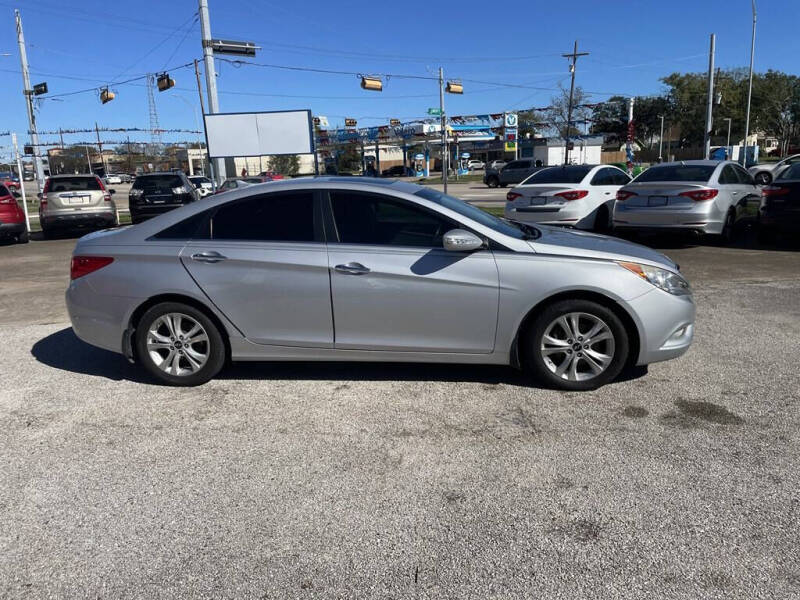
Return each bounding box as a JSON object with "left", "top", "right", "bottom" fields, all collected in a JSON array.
[
  {"left": 129, "top": 172, "right": 198, "bottom": 224},
  {"left": 483, "top": 159, "right": 543, "bottom": 188},
  {"left": 381, "top": 165, "right": 407, "bottom": 177},
  {"left": 758, "top": 162, "right": 800, "bottom": 243},
  {"left": 0, "top": 184, "right": 27, "bottom": 243}
]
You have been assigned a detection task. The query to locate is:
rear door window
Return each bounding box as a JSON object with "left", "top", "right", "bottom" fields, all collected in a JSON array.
[
  {"left": 733, "top": 165, "right": 755, "bottom": 185},
  {"left": 211, "top": 191, "right": 315, "bottom": 242},
  {"left": 47, "top": 177, "right": 102, "bottom": 192},
  {"left": 718, "top": 166, "right": 738, "bottom": 184}
]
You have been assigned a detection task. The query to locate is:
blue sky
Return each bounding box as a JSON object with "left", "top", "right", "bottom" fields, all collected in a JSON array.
[{"left": 1, "top": 0, "right": 798, "bottom": 152}]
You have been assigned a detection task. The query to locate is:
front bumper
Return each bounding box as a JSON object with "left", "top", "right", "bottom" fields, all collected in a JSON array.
[
  {"left": 627, "top": 289, "right": 695, "bottom": 366},
  {"left": 614, "top": 203, "right": 723, "bottom": 234}
]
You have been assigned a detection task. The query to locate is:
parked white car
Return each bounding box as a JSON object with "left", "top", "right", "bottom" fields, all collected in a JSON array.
[
  {"left": 467, "top": 160, "right": 485, "bottom": 170},
  {"left": 748, "top": 154, "right": 800, "bottom": 185},
  {"left": 504, "top": 164, "right": 631, "bottom": 231},
  {"left": 104, "top": 174, "right": 122, "bottom": 185},
  {"left": 189, "top": 176, "right": 214, "bottom": 198}
]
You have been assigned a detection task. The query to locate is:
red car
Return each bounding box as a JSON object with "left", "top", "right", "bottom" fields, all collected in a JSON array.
[
  {"left": 0, "top": 184, "right": 27, "bottom": 243},
  {"left": 258, "top": 171, "right": 284, "bottom": 180},
  {"left": 0, "top": 172, "right": 21, "bottom": 192}
]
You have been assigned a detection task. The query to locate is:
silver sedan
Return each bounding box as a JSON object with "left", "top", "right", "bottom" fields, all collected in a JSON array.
[{"left": 66, "top": 178, "right": 695, "bottom": 390}]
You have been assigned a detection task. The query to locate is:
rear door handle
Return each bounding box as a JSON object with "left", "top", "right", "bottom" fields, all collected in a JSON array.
[
  {"left": 335, "top": 262, "right": 370, "bottom": 275},
  {"left": 191, "top": 251, "right": 227, "bottom": 263}
]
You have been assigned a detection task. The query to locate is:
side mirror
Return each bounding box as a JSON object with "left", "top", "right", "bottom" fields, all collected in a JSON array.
[
  {"left": 36, "top": 192, "right": 42, "bottom": 199},
  {"left": 443, "top": 228, "right": 484, "bottom": 252},
  {"left": 12, "top": 189, "right": 21, "bottom": 198},
  {"left": 109, "top": 189, "right": 116, "bottom": 195}
]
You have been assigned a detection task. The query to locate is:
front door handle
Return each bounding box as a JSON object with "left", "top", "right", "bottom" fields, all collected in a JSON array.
[
  {"left": 191, "top": 251, "right": 227, "bottom": 263},
  {"left": 335, "top": 262, "right": 370, "bottom": 275},
  {"left": 731, "top": 191, "right": 740, "bottom": 195}
]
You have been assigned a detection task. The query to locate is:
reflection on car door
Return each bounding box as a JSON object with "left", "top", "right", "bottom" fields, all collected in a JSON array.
[
  {"left": 733, "top": 164, "right": 760, "bottom": 224},
  {"left": 325, "top": 190, "right": 499, "bottom": 353},
  {"left": 180, "top": 190, "right": 334, "bottom": 347}
]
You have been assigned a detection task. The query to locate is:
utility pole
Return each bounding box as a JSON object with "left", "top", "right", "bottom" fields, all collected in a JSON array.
[
  {"left": 703, "top": 34, "right": 716, "bottom": 160},
  {"left": 439, "top": 66, "right": 448, "bottom": 193},
  {"left": 658, "top": 115, "right": 665, "bottom": 162},
  {"left": 193, "top": 59, "right": 211, "bottom": 178},
  {"left": 14, "top": 10, "right": 44, "bottom": 189},
  {"left": 11, "top": 133, "right": 30, "bottom": 235},
  {"left": 562, "top": 40, "right": 589, "bottom": 165},
  {"left": 743, "top": 0, "right": 757, "bottom": 166},
  {"left": 198, "top": 0, "right": 224, "bottom": 183},
  {"left": 95, "top": 123, "right": 107, "bottom": 176},
  {"left": 85, "top": 145, "right": 92, "bottom": 174}
]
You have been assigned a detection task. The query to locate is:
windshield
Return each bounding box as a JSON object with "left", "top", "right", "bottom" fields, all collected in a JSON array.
[
  {"left": 522, "top": 166, "right": 593, "bottom": 184},
  {"left": 414, "top": 187, "right": 537, "bottom": 240},
  {"left": 634, "top": 164, "right": 716, "bottom": 183}
]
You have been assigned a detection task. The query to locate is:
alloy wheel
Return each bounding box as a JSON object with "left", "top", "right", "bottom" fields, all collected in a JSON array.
[
  {"left": 540, "top": 312, "right": 616, "bottom": 382},
  {"left": 146, "top": 312, "right": 210, "bottom": 376}
]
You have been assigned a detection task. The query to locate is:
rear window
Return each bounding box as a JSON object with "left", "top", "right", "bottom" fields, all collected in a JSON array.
[
  {"left": 0, "top": 185, "right": 9, "bottom": 197},
  {"left": 133, "top": 175, "right": 183, "bottom": 190},
  {"left": 47, "top": 177, "right": 102, "bottom": 192},
  {"left": 634, "top": 165, "right": 716, "bottom": 183},
  {"left": 523, "top": 166, "right": 592, "bottom": 184}
]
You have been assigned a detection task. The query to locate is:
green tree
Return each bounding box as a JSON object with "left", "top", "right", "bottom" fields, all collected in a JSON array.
[{"left": 269, "top": 154, "right": 300, "bottom": 176}]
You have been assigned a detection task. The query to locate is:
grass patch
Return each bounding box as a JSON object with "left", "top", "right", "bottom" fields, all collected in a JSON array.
[
  {"left": 481, "top": 206, "right": 505, "bottom": 217},
  {"left": 416, "top": 173, "right": 484, "bottom": 184}
]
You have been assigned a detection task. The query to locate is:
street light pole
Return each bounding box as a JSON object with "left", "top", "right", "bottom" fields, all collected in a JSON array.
[
  {"left": 703, "top": 33, "right": 716, "bottom": 160},
  {"left": 658, "top": 115, "right": 664, "bottom": 162},
  {"left": 724, "top": 117, "right": 732, "bottom": 159},
  {"left": 439, "top": 66, "right": 448, "bottom": 194},
  {"left": 743, "top": 0, "right": 757, "bottom": 166},
  {"left": 198, "top": 0, "right": 224, "bottom": 183},
  {"left": 14, "top": 10, "right": 44, "bottom": 189}
]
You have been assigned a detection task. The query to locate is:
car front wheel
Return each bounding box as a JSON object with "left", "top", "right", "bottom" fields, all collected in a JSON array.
[
  {"left": 134, "top": 302, "right": 226, "bottom": 386},
  {"left": 523, "top": 299, "right": 629, "bottom": 391}
]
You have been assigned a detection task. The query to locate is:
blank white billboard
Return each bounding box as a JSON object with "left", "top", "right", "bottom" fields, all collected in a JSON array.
[{"left": 204, "top": 110, "right": 313, "bottom": 158}]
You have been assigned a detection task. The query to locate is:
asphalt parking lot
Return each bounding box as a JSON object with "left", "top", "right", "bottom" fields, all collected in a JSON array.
[{"left": 1, "top": 229, "right": 799, "bottom": 598}]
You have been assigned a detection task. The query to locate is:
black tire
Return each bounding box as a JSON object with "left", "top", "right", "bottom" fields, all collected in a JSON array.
[
  {"left": 500, "top": 183, "right": 508, "bottom": 188},
  {"left": 521, "top": 299, "right": 630, "bottom": 391},
  {"left": 755, "top": 172, "right": 772, "bottom": 185},
  {"left": 593, "top": 205, "right": 611, "bottom": 233},
  {"left": 41, "top": 226, "right": 54, "bottom": 240},
  {"left": 756, "top": 226, "right": 776, "bottom": 246},
  {"left": 16, "top": 231, "right": 29, "bottom": 244},
  {"left": 486, "top": 176, "right": 499, "bottom": 188},
  {"left": 720, "top": 209, "right": 736, "bottom": 245},
  {"left": 134, "top": 302, "right": 226, "bottom": 386}
]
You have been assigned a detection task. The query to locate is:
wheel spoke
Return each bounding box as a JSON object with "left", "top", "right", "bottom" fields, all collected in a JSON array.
[
  {"left": 542, "top": 346, "right": 568, "bottom": 356},
  {"left": 161, "top": 315, "right": 177, "bottom": 338},
  {"left": 582, "top": 351, "right": 605, "bottom": 374},
  {"left": 554, "top": 354, "right": 572, "bottom": 377},
  {"left": 147, "top": 312, "right": 211, "bottom": 377},
  {"left": 585, "top": 348, "right": 612, "bottom": 367},
  {"left": 157, "top": 349, "right": 176, "bottom": 372},
  {"left": 169, "top": 352, "right": 182, "bottom": 375},
  {"left": 186, "top": 332, "right": 208, "bottom": 345},
  {"left": 587, "top": 331, "right": 612, "bottom": 345},
  {"left": 183, "top": 349, "right": 203, "bottom": 371},
  {"left": 584, "top": 320, "right": 605, "bottom": 341},
  {"left": 567, "top": 355, "right": 580, "bottom": 380},
  {"left": 147, "top": 341, "right": 172, "bottom": 351},
  {"left": 149, "top": 330, "right": 171, "bottom": 344},
  {"left": 541, "top": 311, "right": 616, "bottom": 382},
  {"left": 568, "top": 314, "right": 581, "bottom": 339},
  {"left": 543, "top": 334, "right": 570, "bottom": 347}
]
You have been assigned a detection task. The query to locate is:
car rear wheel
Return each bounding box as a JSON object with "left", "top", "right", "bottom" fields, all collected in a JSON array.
[
  {"left": 593, "top": 206, "right": 611, "bottom": 233},
  {"left": 16, "top": 231, "right": 29, "bottom": 244},
  {"left": 721, "top": 209, "right": 736, "bottom": 244},
  {"left": 755, "top": 172, "right": 772, "bottom": 185},
  {"left": 135, "top": 302, "right": 226, "bottom": 386},
  {"left": 522, "top": 299, "right": 629, "bottom": 391},
  {"left": 486, "top": 176, "right": 499, "bottom": 188}
]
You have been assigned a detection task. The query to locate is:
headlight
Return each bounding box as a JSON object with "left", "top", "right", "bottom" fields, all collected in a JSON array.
[{"left": 618, "top": 261, "right": 691, "bottom": 296}]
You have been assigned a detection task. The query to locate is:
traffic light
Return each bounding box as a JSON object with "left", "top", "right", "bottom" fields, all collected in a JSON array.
[
  {"left": 345, "top": 118, "right": 357, "bottom": 128},
  {"left": 360, "top": 76, "right": 383, "bottom": 91},
  {"left": 446, "top": 81, "right": 463, "bottom": 94},
  {"left": 157, "top": 73, "right": 175, "bottom": 92},
  {"left": 100, "top": 87, "right": 115, "bottom": 104},
  {"left": 33, "top": 82, "right": 48, "bottom": 95},
  {"left": 389, "top": 119, "right": 401, "bottom": 126}
]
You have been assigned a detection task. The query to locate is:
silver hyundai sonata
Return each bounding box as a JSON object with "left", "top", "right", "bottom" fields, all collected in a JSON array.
[{"left": 66, "top": 177, "right": 695, "bottom": 390}]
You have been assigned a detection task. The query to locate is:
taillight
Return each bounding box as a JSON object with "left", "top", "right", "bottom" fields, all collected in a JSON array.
[
  {"left": 70, "top": 256, "right": 114, "bottom": 280},
  {"left": 616, "top": 190, "right": 637, "bottom": 202},
  {"left": 0, "top": 195, "right": 11, "bottom": 204},
  {"left": 555, "top": 190, "right": 589, "bottom": 201},
  {"left": 103, "top": 192, "right": 112, "bottom": 202},
  {"left": 506, "top": 191, "right": 523, "bottom": 202},
  {"left": 761, "top": 186, "right": 789, "bottom": 197},
  {"left": 679, "top": 189, "right": 718, "bottom": 202}
]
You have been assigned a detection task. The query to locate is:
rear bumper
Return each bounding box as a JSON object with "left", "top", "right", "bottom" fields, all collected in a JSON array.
[
  {"left": 0, "top": 221, "right": 25, "bottom": 237},
  {"left": 41, "top": 209, "right": 116, "bottom": 229},
  {"left": 505, "top": 205, "right": 586, "bottom": 227},
  {"left": 613, "top": 203, "right": 723, "bottom": 234},
  {"left": 66, "top": 276, "right": 139, "bottom": 354}
]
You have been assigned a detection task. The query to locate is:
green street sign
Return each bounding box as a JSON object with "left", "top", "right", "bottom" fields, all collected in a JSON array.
[{"left": 427, "top": 107, "right": 442, "bottom": 116}]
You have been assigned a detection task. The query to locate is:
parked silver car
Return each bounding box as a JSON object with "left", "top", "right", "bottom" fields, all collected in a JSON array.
[
  {"left": 613, "top": 160, "right": 761, "bottom": 239},
  {"left": 67, "top": 178, "right": 694, "bottom": 390},
  {"left": 748, "top": 153, "right": 800, "bottom": 185},
  {"left": 39, "top": 174, "right": 119, "bottom": 238}
]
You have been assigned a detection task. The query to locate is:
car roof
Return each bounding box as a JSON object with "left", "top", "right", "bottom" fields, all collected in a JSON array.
[
  {"left": 652, "top": 160, "right": 725, "bottom": 167},
  {"left": 48, "top": 174, "right": 98, "bottom": 178}
]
